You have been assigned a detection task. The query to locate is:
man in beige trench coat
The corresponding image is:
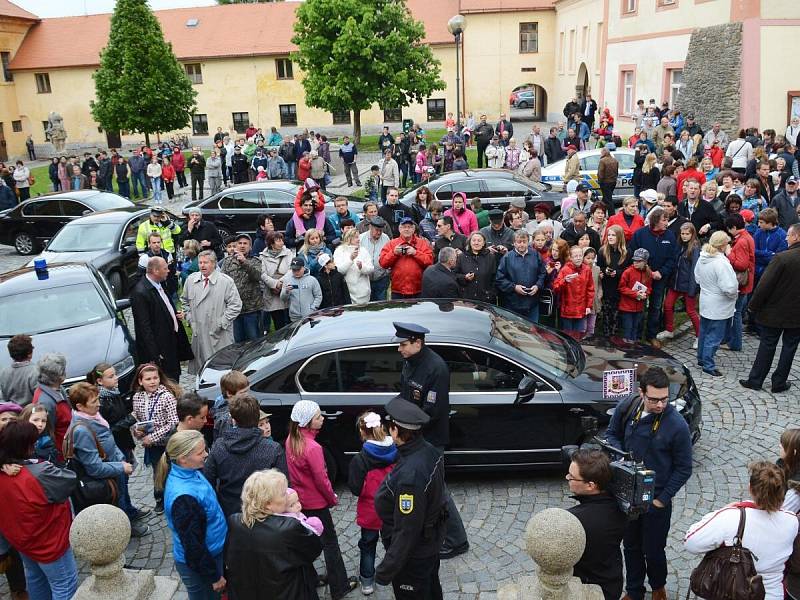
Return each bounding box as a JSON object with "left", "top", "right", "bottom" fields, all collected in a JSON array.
[{"left": 181, "top": 250, "right": 242, "bottom": 374}]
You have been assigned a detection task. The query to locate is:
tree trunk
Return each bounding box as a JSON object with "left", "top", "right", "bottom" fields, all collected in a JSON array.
[
  {"left": 144, "top": 132, "right": 150, "bottom": 147},
  {"left": 353, "top": 110, "right": 362, "bottom": 146}
]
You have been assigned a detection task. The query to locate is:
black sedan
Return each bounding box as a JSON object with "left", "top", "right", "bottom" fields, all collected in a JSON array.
[
  {"left": 28, "top": 207, "right": 182, "bottom": 299},
  {"left": 399, "top": 169, "right": 562, "bottom": 217},
  {"left": 195, "top": 300, "right": 702, "bottom": 480},
  {"left": 0, "top": 190, "right": 135, "bottom": 255},
  {"left": 182, "top": 181, "right": 363, "bottom": 240},
  {"left": 0, "top": 262, "right": 137, "bottom": 392}
]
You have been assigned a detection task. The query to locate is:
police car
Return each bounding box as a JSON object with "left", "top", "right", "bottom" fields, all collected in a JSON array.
[{"left": 541, "top": 147, "right": 636, "bottom": 195}]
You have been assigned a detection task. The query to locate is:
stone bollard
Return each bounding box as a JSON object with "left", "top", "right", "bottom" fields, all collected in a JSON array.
[
  {"left": 70, "top": 504, "right": 179, "bottom": 600},
  {"left": 498, "top": 507, "right": 604, "bottom": 600}
]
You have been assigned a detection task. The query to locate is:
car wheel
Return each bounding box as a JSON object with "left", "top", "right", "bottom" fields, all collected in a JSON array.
[
  {"left": 217, "top": 227, "right": 232, "bottom": 242},
  {"left": 518, "top": 101, "right": 529, "bottom": 109},
  {"left": 14, "top": 232, "right": 36, "bottom": 255},
  {"left": 107, "top": 271, "right": 124, "bottom": 300},
  {"left": 323, "top": 445, "right": 339, "bottom": 484}
]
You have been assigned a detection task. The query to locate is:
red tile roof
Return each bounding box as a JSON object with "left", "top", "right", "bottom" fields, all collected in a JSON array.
[
  {"left": 0, "top": 0, "right": 38, "bottom": 21},
  {"left": 460, "top": 0, "right": 555, "bottom": 12},
  {"left": 9, "top": 0, "right": 462, "bottom": 71}
]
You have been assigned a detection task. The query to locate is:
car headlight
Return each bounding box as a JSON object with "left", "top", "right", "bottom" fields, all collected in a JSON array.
[{"left": 113, "top": 355, "right": 135, "bottom": 377}]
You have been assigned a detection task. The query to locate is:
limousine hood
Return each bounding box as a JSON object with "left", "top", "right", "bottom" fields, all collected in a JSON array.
[
  {"left": 29, "top": 249, "right": 109, "bottom": 267},
  {"left": 571, "top": 336, "right": 685, "bottom": 392}
]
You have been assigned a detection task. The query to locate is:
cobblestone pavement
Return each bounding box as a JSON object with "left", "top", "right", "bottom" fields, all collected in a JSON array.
[{"left": 1, "top": 230, "right": 798, "bottom": 599}]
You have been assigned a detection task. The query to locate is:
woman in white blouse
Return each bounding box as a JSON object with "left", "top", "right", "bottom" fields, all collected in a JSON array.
[{"left": 333, "top": 228, "right": 373, "bottom": 304}]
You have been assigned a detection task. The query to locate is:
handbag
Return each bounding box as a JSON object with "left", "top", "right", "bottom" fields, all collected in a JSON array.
[
  {"left": 63, "top": 421, "right": 119, "bottom": 513},
  {"left": 687, "top": 507, "right": 765, "bottom": 600},
  {"left": 735, "top": 268, "right": 749, "bottom": 287}
]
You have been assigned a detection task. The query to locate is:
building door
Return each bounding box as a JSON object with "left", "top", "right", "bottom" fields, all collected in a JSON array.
[
  {"left": 0, "top": 123, "right": 8, "bottom": 162},
  {"left": 576, "top": 63, "right": 589, "bottom": 101},
  {"left": 106, "top": 130, "right": 121, "bottom": 149}
]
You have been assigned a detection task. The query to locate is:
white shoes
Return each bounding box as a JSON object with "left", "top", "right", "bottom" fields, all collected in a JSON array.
[
  {"left": 656, "top": 330, "right": 674, "bottom": 341},
  {"left": 692, "top": 337, "right": 698, "bottom": 349},
  {"left": 361, "top": 583, "right": 374, "bottom": 595}
]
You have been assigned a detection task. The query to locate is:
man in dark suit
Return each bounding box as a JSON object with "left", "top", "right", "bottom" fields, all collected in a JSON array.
[
  {"left": 130, "top": 256, "right": 192, "bottom": 381},
  {"left": 580, "top": 94, "right": 598, "bottom": 130}
]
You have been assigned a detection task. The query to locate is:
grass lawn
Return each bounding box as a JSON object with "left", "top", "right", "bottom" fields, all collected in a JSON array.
[{"left": 359, "top": 128, "right": 448, "bottom": 150}]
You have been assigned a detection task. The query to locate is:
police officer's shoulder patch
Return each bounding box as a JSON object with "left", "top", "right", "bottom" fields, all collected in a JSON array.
[
  {"left": 426, "top": 391, "right": 436, "bottom": 404},
  {"left": 399, "top": 493, "right": 414, "bottom": 514}
]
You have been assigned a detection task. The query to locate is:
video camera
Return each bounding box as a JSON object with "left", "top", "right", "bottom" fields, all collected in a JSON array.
[{"left": 562, "top": 417, "right": 655, "bottom": 520}]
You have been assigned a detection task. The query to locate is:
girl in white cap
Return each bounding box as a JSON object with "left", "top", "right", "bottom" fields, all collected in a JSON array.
[{"left": 285, "top": 400, "right": 358, "bottom": 598}]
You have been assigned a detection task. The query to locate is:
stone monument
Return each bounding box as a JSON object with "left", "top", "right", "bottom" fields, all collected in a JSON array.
[
  {"left": 70, "top": 504, "right": 178, "bottom": 600},
  {"left": 498, "top": 507, "right": 604, "bottom": 600},
  {"left": 46, "top": 111, "right": 67, "bottom": 152}
]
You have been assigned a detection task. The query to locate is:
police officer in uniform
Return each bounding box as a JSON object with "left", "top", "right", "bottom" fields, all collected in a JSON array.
[
  {"left": 394, "top": 322, "right": 469, "bottom": 559},
  {"left": 375, "top": 396, "right": 447, "bottom": 599}
]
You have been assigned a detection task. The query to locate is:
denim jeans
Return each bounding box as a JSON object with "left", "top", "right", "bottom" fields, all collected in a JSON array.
[
  {"left": 561, "top": 316, "right": 586, "bottom": 334},
  {"left": 233, "top": 311, "right": 261, "bottom": 343},
  {"left": 20, "top": 548, "right": 78, "bottom": 600},
  {"left": 619, "top": 311, "right": 643, "bottom": 341},
  {"left": 370, "top": 276, "right": 390, "bottom": 301},
  {"left": 150, "top": 177, "right": 162, "bottom": 204},
  {"left": 175, "top": 554, "right": 223, "bottom": 600},
  {"left": 117, "top": 472, "right": 138, "bottom": 520},
  {"left": 132, "top": 171, "right": 148, "bottom": 198},
  {"left": 722, "top": 294, "right": 746, "bottom": 351},
  {"left": 358, "top": 528, "right": 380, "bottom": 586},
  {"left": 623, "top": 502, "right": 672, "bottom": 600},
  {"left": 287, "top": 161, "right": 297, "bottom": 179},
  {"left": 526, "top": 301, "right": 540, "bottom": 324},
  {"left": 697, "top": 316, "right": 729, "bottom": 372},
  {"left": 303, "top": 507, "right": 350, "bottom": 598}
]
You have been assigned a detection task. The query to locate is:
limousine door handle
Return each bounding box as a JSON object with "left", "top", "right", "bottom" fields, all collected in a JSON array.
[
  {"left": 449, "top": 410, "right": 457, "bottom": 417},
  {"left": 569, "top": 407, "right": 585, "bottom": 415},
  {"left": 321, "top": 410, "right": 343, "bottom": 419}
]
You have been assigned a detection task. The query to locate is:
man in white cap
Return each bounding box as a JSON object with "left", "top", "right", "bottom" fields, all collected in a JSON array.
[{"left": 639, "top": 189, "right": 660, "bottom": 220}]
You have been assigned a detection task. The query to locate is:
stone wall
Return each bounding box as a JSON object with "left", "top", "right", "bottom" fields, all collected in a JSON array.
[{"left": 676, "top": 22, "right": 742, "bottom": 133}]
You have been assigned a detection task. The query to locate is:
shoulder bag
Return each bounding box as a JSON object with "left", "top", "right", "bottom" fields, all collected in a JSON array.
[
  {"left": 687, "top": 507, "right": 765, "bottom": 600},
  {"left": 63, "top": 421, "right": 119, "bottom": 513}
]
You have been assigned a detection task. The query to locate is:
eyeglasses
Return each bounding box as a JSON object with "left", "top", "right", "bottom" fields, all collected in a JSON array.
[
  {"left": 644, "top": 395, "right": 670, "bottom": 405},
  {"left": 565, "top": 474, "right": 587, "bottom": 482}
]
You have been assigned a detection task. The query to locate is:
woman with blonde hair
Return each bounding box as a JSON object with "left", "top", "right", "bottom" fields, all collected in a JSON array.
[
  {"left": 156, "top": 430, "right": 227, "bottom": 600},
  {"left": 333, "top": 228, "right": 373, "bottom": 304},
  {"left": 298, "top": 228, "right": 331, "bottom": 277},
  {"left": 693, "top": 230, "right": 739, "bottom": 376},
  {"left": 225, "top": 469, "right": 323, "bottom": 600},
  {"left": 637, "top": 152, "right": 660, "bottom": 191}
]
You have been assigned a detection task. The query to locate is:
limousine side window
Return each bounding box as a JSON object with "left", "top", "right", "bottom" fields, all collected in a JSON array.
[
  {"left": 218, "top": 191, "right": 262, "bottom": 210},
  {"left": 430, "top": 345, "right": 526, "bottom": 392},
  {"left": 297, "top": 346, "right": 403, "bottom": 393}
]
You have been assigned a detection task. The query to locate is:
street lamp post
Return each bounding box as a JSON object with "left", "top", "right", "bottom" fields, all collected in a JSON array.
[{"left": 447, "top": 15, "right": 466, "bottom": 134}]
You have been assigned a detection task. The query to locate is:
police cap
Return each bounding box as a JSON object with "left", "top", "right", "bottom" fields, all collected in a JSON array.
[
  {"left": 385, "top": 395, "right": 430, "bottom": 430},
  {"left": 393, "top": 321, "right": 429, "bottom": 341}
]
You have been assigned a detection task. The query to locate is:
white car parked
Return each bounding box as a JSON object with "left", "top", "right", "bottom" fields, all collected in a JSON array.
[{"left": 541, "top": 147, "right": 636, "bottom": 196}]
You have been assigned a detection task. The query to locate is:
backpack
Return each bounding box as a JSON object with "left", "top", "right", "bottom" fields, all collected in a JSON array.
[{"left": 687, "top": 507, "right": 765, "bottom": 600}]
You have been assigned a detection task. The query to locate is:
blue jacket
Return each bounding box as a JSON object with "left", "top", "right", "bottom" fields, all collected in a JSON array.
[
  {"left": 630, "top": 226, "right": 677, "bottom": 280},
  {"left": 293, "top": 138, "right": 311, "bottom": 161},
  {"left": 754, "top": 226, "right": 787, "bottom": 278},
  {"left": 569, "top": 120, "right": 590, "bottom": 141},
  {"left": 669, "top": 244, "right": 699, "bottom": 296},
  {"left": 495, "top": 248, "right": 547, "bottom": 313},
  {"left": 606, "top": 398, "right": 693, "bottom": 505},
  {"left": 68, "top": 415, "right": 126, "bottom": 479},
  {"left": 164, "top": 464, "right": 228, "bottom": 567},
  {"left": 328, "top": 210, "right": 362, "bottom": 240}
]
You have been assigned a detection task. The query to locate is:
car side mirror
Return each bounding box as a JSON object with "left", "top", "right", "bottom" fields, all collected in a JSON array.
[
  {"left": 515, "top": 375, "right": 537, "bottom": 404},
  {"left": 115, "top": 298, "right": 131, "bottom": 311}
]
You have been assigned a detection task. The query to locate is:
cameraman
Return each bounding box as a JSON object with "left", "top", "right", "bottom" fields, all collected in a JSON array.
[
  {"left": 605, "top": 366, "right": 692, "bottom": 600},
  {"left": 566, "top": 449, "right": 627, "bottom": 600}
]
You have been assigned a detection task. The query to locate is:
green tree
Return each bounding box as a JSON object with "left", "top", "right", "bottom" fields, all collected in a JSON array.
[
  {"left": 91, "top": 0, "right": 197, "bottom": 146},
  {"left": 292, "top": 0, "right": 445, "bottom": 143}
]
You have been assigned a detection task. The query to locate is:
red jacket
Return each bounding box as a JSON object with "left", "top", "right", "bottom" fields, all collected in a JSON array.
[
  {"left": 161, "top": 163, "right": 176, "bottom": 183},
  {"left": 357, "top": 464, "right": 394, "bottom": 530},
  {"left": 293, "top": 186, "right": 325, "bottom": 216},
  {"left": 285, "top": 428, "right": 337, "bottom": 511},
  {"left": 552, "top": 262, "right": 594, "bottom": 319},
  {"left": 379, "top": 235, "right": 434, "bottom": 295},
  {"left": 606, "top": 212, "right": 645, "bottom": 242},
  {"left": 727, "top": 229, "right": 755, "bottom": 293},
  {"left": 170, "top": 151, "right": 185, "bottom": 171},
  {"left": 676, "top": 168, "right": 706, "bottom": 198},
  {"left": 0, "top": 462, "right": 74, "bottom": 562},
  {"left": 705, "top": 145, "right": 724, "bottom": 168},
  {"left": 617, "top": 265, "right": 652, "bottom": 312},
  {"left": 297, "top": 158, "right": 311, "bottom": 182}
]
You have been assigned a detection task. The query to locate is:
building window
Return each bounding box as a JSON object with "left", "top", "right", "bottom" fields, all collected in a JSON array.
[
  {"left": 657, "top": 0, "right": 676, "bottom": 5},
  {"left": 192, "top": 114, "right": 208, "bottom": 135},
  {"left": 558, "top": 31, "right": 565, "bottom": 73},
  {"left": 232, "top": 112, "right": 249, "bottom": 134},
  {"left": 1, "top": 52, "right": 11, "bottom": 82},
  {"left": 426, "top": 99, "right": 446, "bottom": 122},
  {"left": 43, "top": 121, "right": 50, "bottom": 139},
  {"left": 519, "top": 23, "right": 538, "bottom": 54},
  {"left": 279, "top": 104, "right": 297, "bottom": 126},
  {"left": 185, "top": 63, "right": 203, "bottom": 84},
  {"left": 621, "top": 0, "right": 637, "bottom": 14},
  {"left": 596, "top": 23, "right": 604, "bottom": 71},
  {"left": 11, "top": 120, "right": 21, "bottom": 132},
  {"left": 331, "top": 110, "right": 351, "bottom": 125},
  {"left": 667, "top": 68, "right": 684, "bottom": 107},
  {"left": 384, "top": 108, "right": 402, "bottom": 122},
  {"left": 568, "top": 29, "right": 576, "bottom": 72},
  {"left": 276, "top": 58, "right": 294, "bottom": 80},
  {"left": 620, "top": 69, "right": 636, "bottom": 115},
  {"left": 35, "top": 72, "right": 51, "bottom": 94},
  {"left": 581, "top": 26, "right": 589, "bottom": 56}
]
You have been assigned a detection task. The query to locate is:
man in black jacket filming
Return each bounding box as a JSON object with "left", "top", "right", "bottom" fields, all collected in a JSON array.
[{"left": 566, "top": 448, "right": 627, "bottom": 600}]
